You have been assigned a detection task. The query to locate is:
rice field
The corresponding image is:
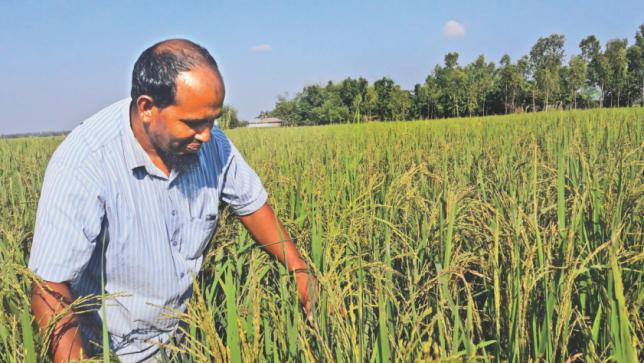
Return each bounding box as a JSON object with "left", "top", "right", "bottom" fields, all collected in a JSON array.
[{"left": 0, "top": 108, "right": 642, "bottom": 362}]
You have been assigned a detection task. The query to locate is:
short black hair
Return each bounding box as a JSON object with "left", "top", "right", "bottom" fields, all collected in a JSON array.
[{"left": 130, "top": 39, "right": 220, "bottom": 109}]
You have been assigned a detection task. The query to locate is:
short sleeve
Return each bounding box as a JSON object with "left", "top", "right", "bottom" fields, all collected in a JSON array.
[
  {"left": 220, "top": 143, "right": 268, "bottom": 216},
  {"left": 28, "top": 162, "right": 105, "bottom": 283}
]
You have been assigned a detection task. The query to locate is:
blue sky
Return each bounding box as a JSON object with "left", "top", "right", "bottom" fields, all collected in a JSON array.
[{"left": 1, "top": 1, "right": 642, "bottom": 134}]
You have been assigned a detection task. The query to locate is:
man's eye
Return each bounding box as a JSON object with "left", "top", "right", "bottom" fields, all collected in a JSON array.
[{"left": 184, "top": 119, "right": 208, "bottom": 126}]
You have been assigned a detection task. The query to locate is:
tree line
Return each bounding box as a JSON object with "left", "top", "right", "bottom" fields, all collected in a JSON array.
[{"left": 260, "top": 24, "right": 644, "bottom": 125}]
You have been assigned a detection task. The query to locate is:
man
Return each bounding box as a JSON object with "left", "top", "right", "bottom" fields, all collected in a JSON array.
[{"left": 29, "top": 39, "right": 315, "bottom": 362}]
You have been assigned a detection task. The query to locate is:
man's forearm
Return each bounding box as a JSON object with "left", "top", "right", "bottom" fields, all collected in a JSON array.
[
  {"left": 239, "top": 203, "right": 308, "bottom": 271},
  {"left": 31, "top": 281, "right": 86, "bottom": 362},
  {"left": 239, "top": 202, "right": 318, "bottom": 314}
]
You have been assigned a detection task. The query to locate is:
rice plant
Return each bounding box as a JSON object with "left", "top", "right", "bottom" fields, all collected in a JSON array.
[{"left": 0, "top": 108, "right": 642, "bottom": 362}]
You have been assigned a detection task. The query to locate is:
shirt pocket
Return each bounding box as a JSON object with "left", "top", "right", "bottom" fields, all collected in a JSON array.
[{"left": 179, "top": 215, "right": 218, "bottom": 259}]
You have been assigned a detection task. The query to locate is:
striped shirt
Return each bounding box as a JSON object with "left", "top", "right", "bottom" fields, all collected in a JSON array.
[{"left": 28, "top": 98, "right": 267, "bottom": 362}]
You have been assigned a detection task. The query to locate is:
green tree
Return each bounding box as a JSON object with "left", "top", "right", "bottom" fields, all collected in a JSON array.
[
  {"left": 373, "top": 77, "right": 396, "bottom": 120},
  {"left": 580, "top": 35, "right": 610, "bottom": 107},
  {"left": 566, "top": 55, "right": 587, "bottom": 109},
  {"left": 218, "top": 105, "right": 245, "bottom": 129},
  {"left": 390, "top": 87, "right": 413, "bottom": 120},
  {"left": 465, "top": 55, "right": 495, "bottom": 116},
  {"left": 412, "top": 83, "right": 430, "bottom": 119},
  {"left": 529, "top": 34, "right": 566, "bottom": 111},
  {"left": 412, "top": 80, "right": 441, "bottom": 120},
  {"left": 263, "top": 95, "right": 299, "bottom": 125},
  {"left": 497, "top": 54, "right": 523, "bottom": 114},
  {"left": 320, "top": 96, "right": 349, "bottom": 124},
  {"left": 338, "top": 77, "right": 369, "bottom": 122},
  {"left": 517, "top": 55, "right": 536, "bottom": 112},
  {"left": 300, "top": 84, "right": 326, "bottom": 123},
  {"left": 497, "top": 54, "right": 518, "bottom": 114},
  {"left": 626, "top": 24, "right": 644, "bottom": 106},
  {"left": 604, "top": 39, "right": 629, "bottom": 107},
  {"left": 364, "top": 86, "right": 378, "bottom": 121},
  {"left": 422, "top": 73, "right": 443, "bottom": 118},
  {"left": 264, "top": 24, "right": 644, "bottom": 124},
  {"left": 436, "top": 52, "right": 467, "bottom": 117}
]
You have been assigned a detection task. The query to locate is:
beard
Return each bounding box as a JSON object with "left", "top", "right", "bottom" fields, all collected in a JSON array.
[{"left": 158, "top": 141, "right": 200, "bottom": 170}]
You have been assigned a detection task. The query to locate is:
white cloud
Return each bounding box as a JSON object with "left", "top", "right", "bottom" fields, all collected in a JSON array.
[
  {"left": 251, "top": 44, "right": 272, "bottom": 52},
  {"left": 443, "top": 20, "right": 466, "bottom": 38}
]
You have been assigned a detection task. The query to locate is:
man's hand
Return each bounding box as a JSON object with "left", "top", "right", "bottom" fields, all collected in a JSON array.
[
  {"left": 31, "top": 280, "right": 86, "bottom": 362},
  {"left": 295, "top": 271, "right": 318, "bottom": 320}
]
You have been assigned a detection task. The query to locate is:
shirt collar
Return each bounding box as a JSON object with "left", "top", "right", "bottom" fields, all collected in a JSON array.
[{"left": 120, "top": 98, "right": 164, "bottom": 178}]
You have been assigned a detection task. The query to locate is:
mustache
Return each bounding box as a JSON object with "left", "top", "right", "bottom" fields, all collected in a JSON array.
[{"left": 182, "top": 138, "right": 202, "bottom": 146}]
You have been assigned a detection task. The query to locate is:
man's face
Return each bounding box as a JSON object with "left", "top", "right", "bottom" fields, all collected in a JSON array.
[{"left": 147, "top": 66, "right": 224, "bottom": 156}]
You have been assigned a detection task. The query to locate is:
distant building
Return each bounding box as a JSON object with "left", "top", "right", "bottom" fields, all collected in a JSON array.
[{"left": 247, "top": 117, "right": 284, "bottom": 128}]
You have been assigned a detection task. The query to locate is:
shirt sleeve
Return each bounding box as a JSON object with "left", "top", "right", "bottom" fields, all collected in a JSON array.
[
  {"left": 220, "top": 142, "right": 268, "bottom": 216},
  {"left": 28, "top": 162, "right": 105, "bottom": 283}
]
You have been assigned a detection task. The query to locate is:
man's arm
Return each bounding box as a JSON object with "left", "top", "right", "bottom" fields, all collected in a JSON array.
[
  {"left": 31, "top": 281, "right": 86, "bottom": 362},
  {"left": 238, "top": 202, "right": 317, "bottom": 314}
]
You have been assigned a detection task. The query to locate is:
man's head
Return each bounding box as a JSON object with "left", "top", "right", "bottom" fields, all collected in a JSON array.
[{"left": 131, "top": 39, "right": 225, "bottom": 156}]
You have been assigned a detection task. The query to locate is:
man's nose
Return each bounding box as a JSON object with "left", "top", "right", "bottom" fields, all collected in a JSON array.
[{"left": 194, "top": 127, "right": 211, "bottom": 143}]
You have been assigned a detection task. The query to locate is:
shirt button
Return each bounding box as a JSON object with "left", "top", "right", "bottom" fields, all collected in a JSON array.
[
  {"left": 172, "top": 240, "right": 178, "bottom": 247},
  {"left": 171, "top": 210, "right": 177, "bottom": 216},
  {"left": 180, "top": 272, "right": 185, "bottom": 278}
]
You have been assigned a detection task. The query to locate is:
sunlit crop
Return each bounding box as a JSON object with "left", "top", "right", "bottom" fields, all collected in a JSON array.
[{"left": 1, "top": 108, "right": 642, "bottom": 362}]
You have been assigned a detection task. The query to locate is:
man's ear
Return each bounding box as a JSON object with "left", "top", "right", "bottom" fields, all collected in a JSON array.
[{"left": 136, "top": 96, "right": 156, "bottom": 124}]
